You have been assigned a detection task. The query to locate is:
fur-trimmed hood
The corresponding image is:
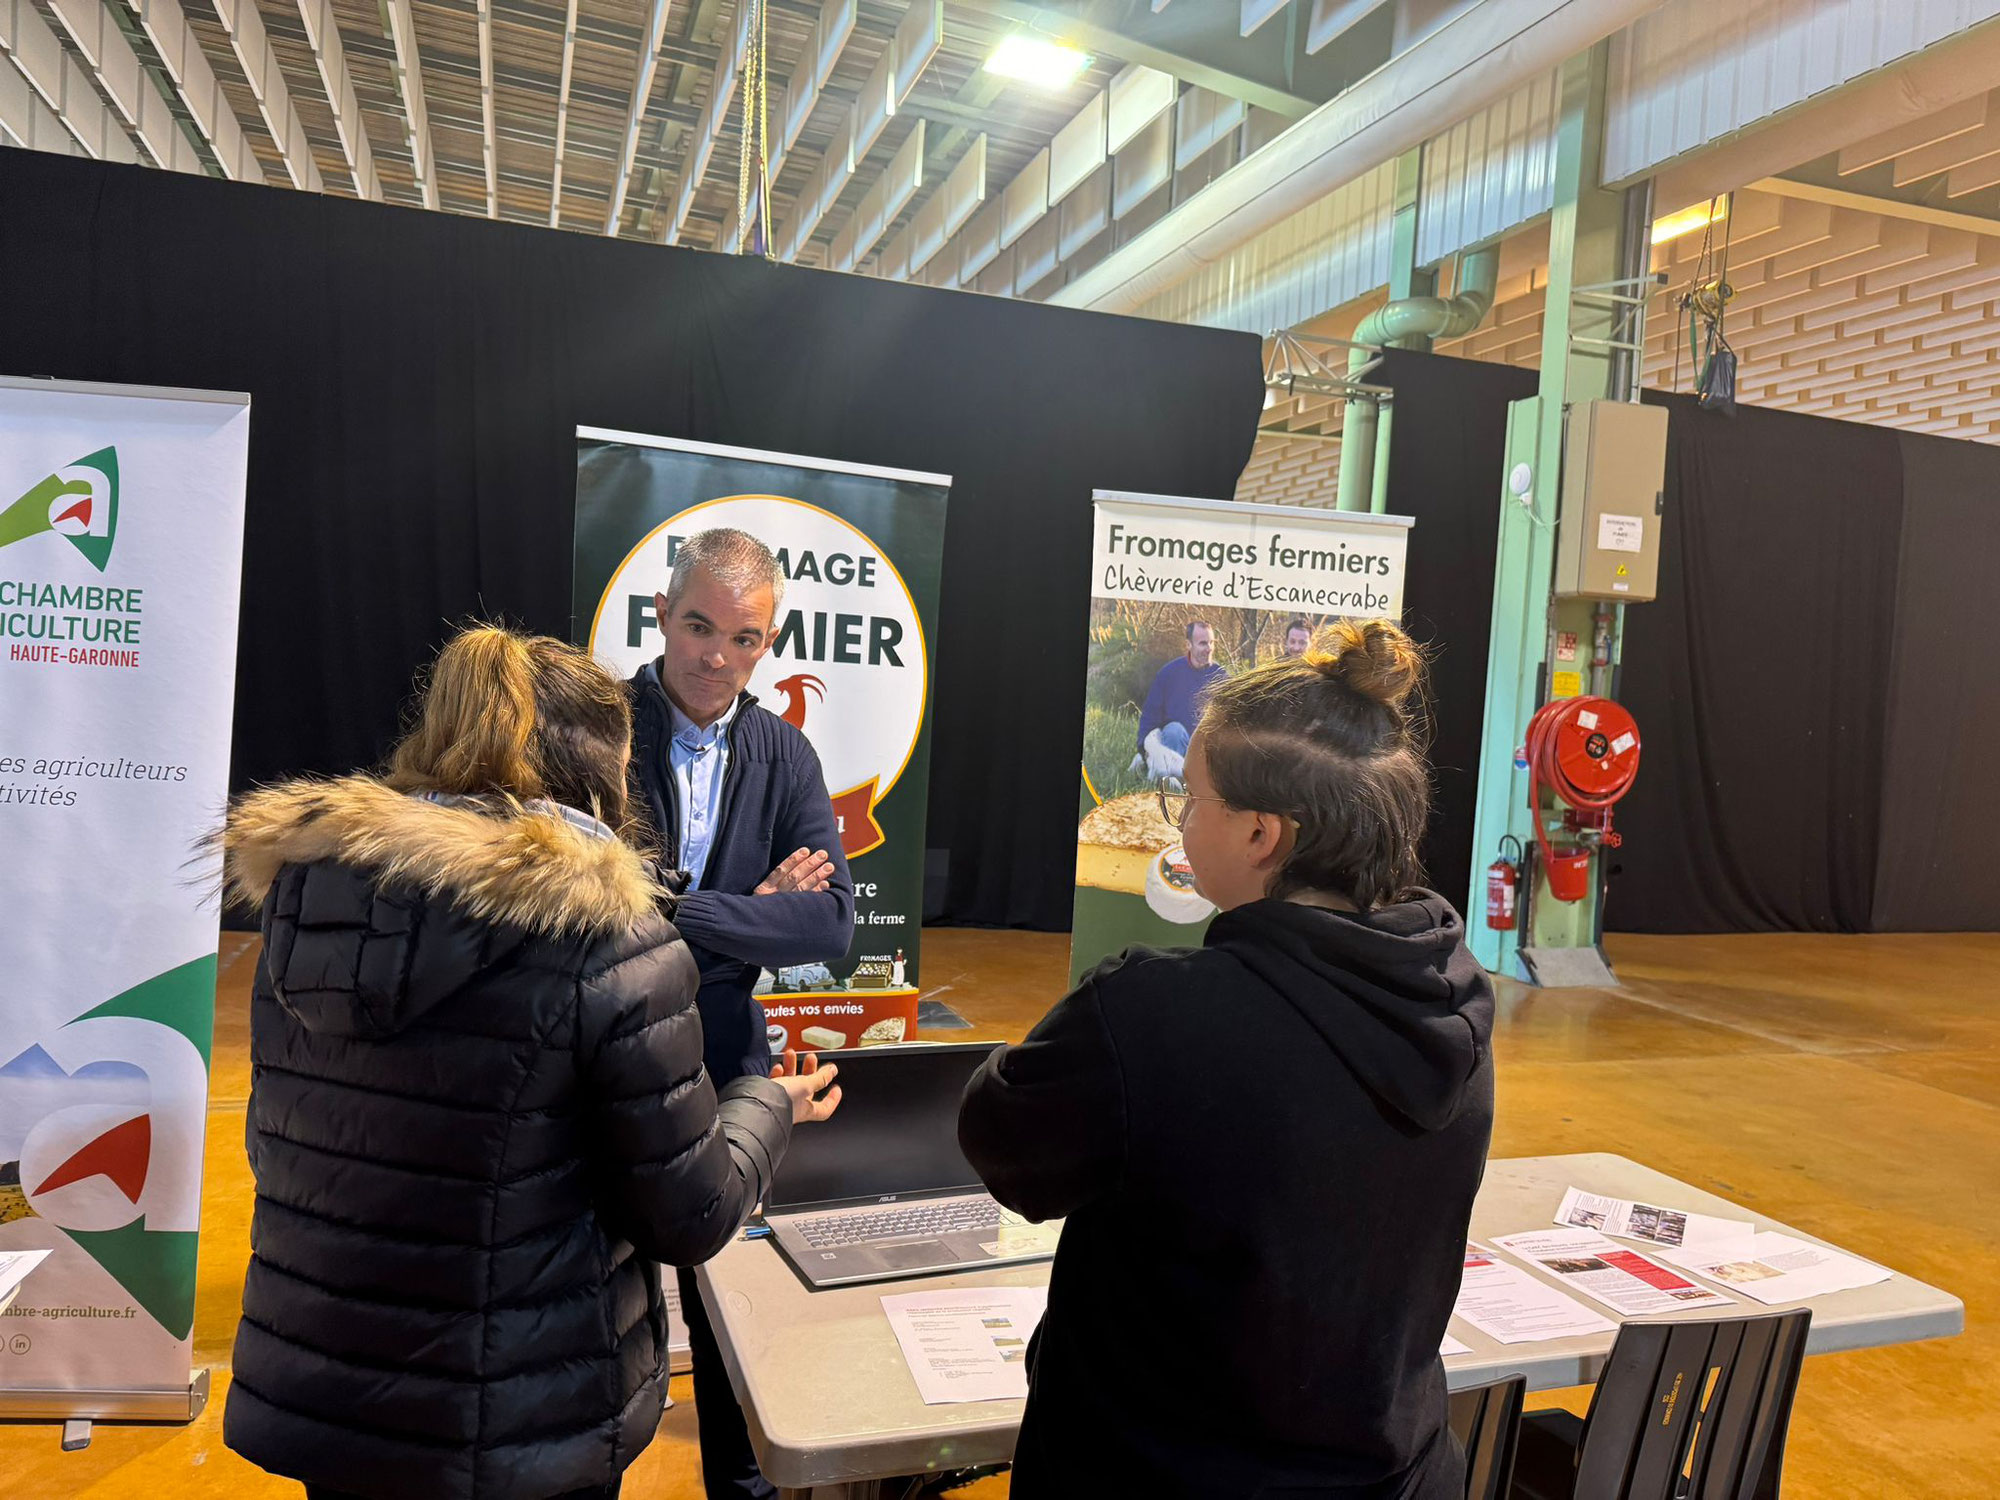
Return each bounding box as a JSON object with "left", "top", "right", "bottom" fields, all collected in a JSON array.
[{"left": 220, "top": 774, "right": 666, "bottom": 938}]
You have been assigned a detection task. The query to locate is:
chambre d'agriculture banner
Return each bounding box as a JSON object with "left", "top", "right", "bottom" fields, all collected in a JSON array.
[
  {"left": 0, "top": 377, "right": 249, "bottom": 1419},
  {"left": 573, "top": 430, "right": 948, "bottom": 1053},
  {"left": 1070, "top": 491, "right": 1414, "bottom": 986}
]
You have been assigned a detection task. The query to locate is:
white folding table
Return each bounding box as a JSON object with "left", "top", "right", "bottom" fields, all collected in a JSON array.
[{"left": 695, "top": 1152, "right": 1964, "bottom": 1499}]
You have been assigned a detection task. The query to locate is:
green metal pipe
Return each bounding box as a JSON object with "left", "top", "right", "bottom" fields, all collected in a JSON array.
[
  {"left": 1370, "top": 400, "right": 1394, "bottom": 514},
  {"left": 1334, "top": 246, "right": 1502, "bottom": 512},
  {"left": 1336, "top": 392, "right": 1376, "bottom": 512}
]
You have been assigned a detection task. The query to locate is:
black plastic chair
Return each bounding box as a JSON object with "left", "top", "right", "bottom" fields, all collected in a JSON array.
[
  {"left": 1509, "top": 1310, "right": 1811, "bottom": 1500},
  {"left": 1451, "top": 1374, "right": 1527, "bottom": 1500}
]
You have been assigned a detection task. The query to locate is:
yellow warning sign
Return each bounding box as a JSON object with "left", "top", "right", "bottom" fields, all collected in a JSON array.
[
  {"left": 1616, "top": 563, "right": 1630, "bottom": 577},
  {"left": 1551, "top": 670, "right": 1584, "bottom": 699}
]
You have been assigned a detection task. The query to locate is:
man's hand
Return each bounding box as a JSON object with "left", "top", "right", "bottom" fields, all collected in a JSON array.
[
  {"left": 756, "top": 846, "right": 835, "bottom": 896},
  {"left": 771, "top": 1050, "right": 842, "bottom": 1124}
]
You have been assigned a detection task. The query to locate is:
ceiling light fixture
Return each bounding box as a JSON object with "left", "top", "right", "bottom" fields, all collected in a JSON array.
[
  {"left": 1650, "top": 198, "right": 1729, "bottom": 245},
  {"left": 984, "top": 35, "right": 1091, "bottom": 87}
]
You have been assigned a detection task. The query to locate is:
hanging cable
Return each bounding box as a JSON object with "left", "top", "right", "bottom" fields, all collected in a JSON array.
[
  {"left": 1674, "top": 194, "right": 1736, "bottom": 410},
  {"left": 734, "top": 0, "right": 773, "bottom": 257}
]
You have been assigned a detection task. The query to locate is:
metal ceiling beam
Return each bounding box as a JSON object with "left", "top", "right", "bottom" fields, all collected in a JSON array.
[
  {"left": 383, "top": 0, "right": 439, "bottom": 208},
  {"left": 776, "top": 0, "right": 854, "bottom": 160},
  {"left": 662, "top": 0, "right": 752, "bottom": 243},
  {"left": 1752, "top": 175, "right": 2000, "bottom": 240},
  {"left": 212, "top": 0, "right": 323, "bottom": 189},
  {"left": 476, "top": 0, "right": 496, "bottom": 215},
  {"left": 603, "top": 0, "right": 676, "bottom": 235},
  {"left": 949, "top": 0, "right": 1318, "bottom": 118},
  {"left": 548, "top": 0, "right": 578, "bottom": 224},
  {"left": 30, "top": 0, "right": 203, "bottom": 170},
  {"left": 127, "top": 0, "right": 267, "bottom": 180},
  {"left": 633, "top": 0, "right": 714, "bottom": 239},
  {"left": 297, "top": 0, "right": 379, "bottom": 198}
]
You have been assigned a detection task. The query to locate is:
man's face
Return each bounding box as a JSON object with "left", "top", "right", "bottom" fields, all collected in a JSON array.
[
  {"left": 652, "top": 567, "right": 777, "bottom": 726},
  {"left": 1285, "top": 627, "right": 1310, "bottom": 657},
  {"left": 1187, "top": 624, "right": 1215, "bottom": 668}
]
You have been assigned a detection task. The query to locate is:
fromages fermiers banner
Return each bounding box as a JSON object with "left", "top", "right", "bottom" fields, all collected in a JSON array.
[
  {"left": 1070, "top": 491, "right": 1414, "bottom": 986},
  {"left": 0, "top": 377, "right": 250, "bottom": 1419},
  {"left": 573, "top": 430, "right": 949, "bottom": 1052}
]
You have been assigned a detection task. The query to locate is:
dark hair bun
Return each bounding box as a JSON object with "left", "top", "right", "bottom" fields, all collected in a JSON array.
[{"left": 1311, "top": 619, "right": 1425, "bottom": 710}]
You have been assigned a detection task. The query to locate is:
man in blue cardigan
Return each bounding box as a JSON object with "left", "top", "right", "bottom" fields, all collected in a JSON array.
[
  {"left": 1134, "top": 619, "right": 1227, "bottom": 780},
  {"left": 627, "top": 526, "right": 855, "bottom": 1500}
]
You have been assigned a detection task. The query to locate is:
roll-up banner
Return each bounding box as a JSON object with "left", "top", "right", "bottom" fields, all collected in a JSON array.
[
  {"left": 0, "top": 377, "right": 251, "bottom": 1421},
  {"left": 573, "top": 430, "right": 949, "bottom": 1051},
  {"left": 1070, "top": 492, "right": 1414, "bottom": 986}
]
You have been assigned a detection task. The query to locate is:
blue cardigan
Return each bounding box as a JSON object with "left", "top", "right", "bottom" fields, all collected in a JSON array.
[{"left": 629, "top": 664, "right": 856, "bottom": 1084}]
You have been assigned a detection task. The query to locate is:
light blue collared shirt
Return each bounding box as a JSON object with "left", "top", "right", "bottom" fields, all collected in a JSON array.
[{"left": 669, "top": 695, "right": 738, "bottom": 889}]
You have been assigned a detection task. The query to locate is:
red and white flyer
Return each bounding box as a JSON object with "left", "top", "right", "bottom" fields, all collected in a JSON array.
[
  {"left": 1453, "top": 1242, "right": 1616, "bottom": 1345},
  {"left": 1492, "top": 1228, "right": 1734, "bottom": 1316}
]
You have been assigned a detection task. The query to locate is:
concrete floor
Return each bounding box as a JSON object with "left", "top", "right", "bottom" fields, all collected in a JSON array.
[{"left": 5, "top": 927, "right": 1993, "bottom": 1499}]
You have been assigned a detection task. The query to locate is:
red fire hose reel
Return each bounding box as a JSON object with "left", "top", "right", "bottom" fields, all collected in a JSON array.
[{"left": 1522, "top": 695, "right": 1642, "bottom": 904}]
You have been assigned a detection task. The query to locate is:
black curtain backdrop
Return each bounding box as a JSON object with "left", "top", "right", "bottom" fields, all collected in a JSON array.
[
  {"left": 1379, "top": 348, "right": 1534, "bottom": 915},
  {"left": 0, "top": 151, "right": 1260, "bottom": 931},
  {"left": 1613, "top": 392, "right": 1906, "bottom": 933},
  {"left": 1873, "top": 433, "right": 2000, "bottom": 930}
]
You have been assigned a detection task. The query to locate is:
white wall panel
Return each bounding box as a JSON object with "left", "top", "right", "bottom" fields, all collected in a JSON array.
[
  {"left": 1002, "top": 146, "right": 1049, "bottom": 248},
  {"left": 906, "top": 194, "right": 945, "bottom": 273},
  {"left": 1114, "top": 107, "right": 1172, "bottom": 218},
  {"left": 0, "top": 60, "right": 76, "bottom": 152},
  {"left": 1014, "top": 213, "right": 1060, "bottom": 293},
  {"left": 1174, "top": 87, "right": 1244, "bottom": 170},
  {"left": 1606, "top": 0, "right": 2000, "bottom": 184},
  {"left": 1050, "top": 91, "right": 1105, "bottom": 204},
  {"left": 938, "top": 133, "right": 986, "bottom": 238},
  {"left": 959, "top": 195, "right": 1004, "bottom": 278},
  {"left": 892, "top": 0, "right": 941, "bottom": 104},
  {"left": 1107, "top": 64, "right": 1175, "bottom": 152},
  {"left": 852, "top": 40, "right": 895, "bottom": 161},
  {"left": 1059, "top": 165, "right": 1111, "bottom": 259},
  {"left": 782, "top": 0, "right": 856, "bottom": 151},
  {"left": 1417, "top": 68, "right": 1559, "bottom": 265},
  {"left": 1134, "top": 159, "right": 1395, "bottom": 333}
]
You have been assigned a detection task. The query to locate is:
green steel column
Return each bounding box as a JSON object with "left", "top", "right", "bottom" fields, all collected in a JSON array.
[
  {"left": 1373, "top": 149, "right": 1429, "bottom": 514},
  {"left": 1465, "top": 42, "right": 1630, "bottom": 975}
]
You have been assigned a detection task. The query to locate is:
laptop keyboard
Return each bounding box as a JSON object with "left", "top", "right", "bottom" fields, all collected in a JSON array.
[{"left": 796, "top": 1198, "right": 1002, "bottom": 1249}]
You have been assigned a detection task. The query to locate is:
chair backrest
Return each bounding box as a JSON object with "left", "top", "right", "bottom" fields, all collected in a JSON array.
[
  {"left": 1573, "top": 1310, "right": 1812, "bottom": 1500},
  {"left": 1449, "top": 1375, "right": 1526, "bottom": 1500}
]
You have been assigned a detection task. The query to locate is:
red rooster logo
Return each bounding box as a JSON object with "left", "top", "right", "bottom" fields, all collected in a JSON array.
[{"left": 772, "top": 673, "right": 827, "bottom": 730}]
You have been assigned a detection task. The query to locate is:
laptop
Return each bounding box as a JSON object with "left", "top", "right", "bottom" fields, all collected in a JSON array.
[{"left": 762, "top": 1041, "right": 1062, "bottom": 1289}]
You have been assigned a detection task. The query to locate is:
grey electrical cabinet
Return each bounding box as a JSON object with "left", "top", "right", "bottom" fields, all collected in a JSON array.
[{"left": 1555, "top": 399, "right": 1667, "bottom": 602}]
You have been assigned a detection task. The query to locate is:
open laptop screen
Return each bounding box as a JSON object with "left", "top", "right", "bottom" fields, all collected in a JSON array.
[{"left": 764, "top": 1042, "right": 1001, "bottom": 1213}]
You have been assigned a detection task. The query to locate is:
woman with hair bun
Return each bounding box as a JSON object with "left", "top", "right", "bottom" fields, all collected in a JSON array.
[
  {"left": 214, "top": 625, "right": 839, "bottom": 1500},
  {"left": 961, "top": 618, "right": 1494, "bottom": 1499}
]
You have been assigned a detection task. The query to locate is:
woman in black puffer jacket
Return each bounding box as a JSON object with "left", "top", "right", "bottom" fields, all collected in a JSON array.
[{"left": 216, "top": 626, "right": 840, "bottom": 1500}]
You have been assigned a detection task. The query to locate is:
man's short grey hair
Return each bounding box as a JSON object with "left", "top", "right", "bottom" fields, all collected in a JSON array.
[{"left": 663, "top": 527, "right": 787, "bottom": 616}]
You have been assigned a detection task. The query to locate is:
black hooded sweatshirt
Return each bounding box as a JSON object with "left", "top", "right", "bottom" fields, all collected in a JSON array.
[{"left": 959, "top": 894, "right": 1494, "bottom": 1500}]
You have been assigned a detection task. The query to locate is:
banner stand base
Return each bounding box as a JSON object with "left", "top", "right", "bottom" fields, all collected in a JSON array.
[{"left": 0, "top": 1366, "right": 210, "bottom": 1424}]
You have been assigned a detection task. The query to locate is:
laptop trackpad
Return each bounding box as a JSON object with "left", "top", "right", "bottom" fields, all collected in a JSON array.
[{"left": 877, "top": 1240, "right": 952, "bottom": 1270}]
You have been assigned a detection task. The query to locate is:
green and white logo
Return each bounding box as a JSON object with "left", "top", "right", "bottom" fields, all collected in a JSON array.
[{"left": 0, "top": 447, "right": 120, "bottom": 571}]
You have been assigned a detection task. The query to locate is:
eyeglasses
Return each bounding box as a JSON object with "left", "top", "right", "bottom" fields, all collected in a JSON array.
[{"left": 1157, "top": 776, "right": 1231, "bottom": 830}]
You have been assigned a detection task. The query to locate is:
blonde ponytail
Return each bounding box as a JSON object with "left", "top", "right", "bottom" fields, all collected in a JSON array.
[
  {"left": 384, "top": 624, "right": 638, "bottom": 841},
  {"left": 387, "top": 626, "right": 545, "bottom": 801}
]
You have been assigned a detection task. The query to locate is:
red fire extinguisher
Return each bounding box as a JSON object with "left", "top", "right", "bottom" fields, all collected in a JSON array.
[{"left": 1486, "top": 835, "right": 1523, "bottom": 931}]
